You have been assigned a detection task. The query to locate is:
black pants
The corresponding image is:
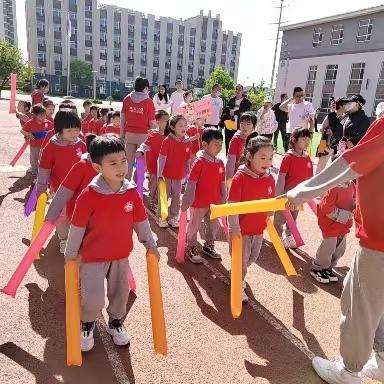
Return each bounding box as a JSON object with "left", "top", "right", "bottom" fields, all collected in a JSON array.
[
  {"left": 260, "top": 133, "right": 273, "bottom": 140},
  {"left": 273, "top": 121, "right": 288, "bottom": 152},
  {"left": 204, "top": 124, "right": 219, "bottom": 129},
  {"left": 225, "top": 128, "right": 237, "bottom": 155}
]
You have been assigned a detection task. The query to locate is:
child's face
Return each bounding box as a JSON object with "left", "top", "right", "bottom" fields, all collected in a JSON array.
[
  {"left": 43, "top": 85, "right": 49, "bottom": 94},
  {"left": 46, "top": 104, "right": 55, "bottom": 117},
  {"left": 203, "top": 139, "right": 223, "bottom": 158},
  {"left": 173, "top": 118, "right": 188, "bottom": 137},
  {"left": 94, "top": 151, "right": 128, "bottom": 184},
  {"left": 248, "top": 146, "right": 274, "bottom": 174},
  {"left": 185, "top": 93, "right": 193, "bottom": 103},
  {"left": 61, "top": 127, "right": 81, "bottom": 142},
  {"left": 84, "top": 105, "right": 91, "bottom": 114},
  {"left": 294, "top": 136, "right": 311, "bottom": 152},
  {"left": 101, "top": 114, "right": 108, "bottom": 121},
  {"left": 157, "top": 115, "right": 169, "bottom": 132},
  {"left": 194, "top": 117, "right": 204, "bottom": 127},
  {"left": 17, "top": 101, "right": 25, "bottom": 113},
  {"left": 240, "top": 120, "right": 254, "bottom": 136},
  {"left": 91, "top": 109, "right": 98, "bottom": 118},
  {"left": 112, "top": 116, "right": 121, "bottom": 127},
  {"left": 35, "top": 112, "right": 46, "bottom": 122}
]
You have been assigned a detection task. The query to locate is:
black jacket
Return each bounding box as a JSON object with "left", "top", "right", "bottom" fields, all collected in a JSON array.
[
  {"left": 220, "top": 97, "right": 252, "bottom": 129},
  {"left": 342, "top": 109, "right": 371, "bottom": 146},
  {"left": 328, "top": 112, "right": 344, "bottom": 152}
]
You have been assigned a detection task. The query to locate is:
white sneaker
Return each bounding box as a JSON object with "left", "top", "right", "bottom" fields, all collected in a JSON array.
[
  {"left": 242, "top": 282, "right": 249, "bottom": 303},
  {"left": 59, "top": 240, "right": 67, "bottom": 254},
  {"left": 157, "top": 218, "right": 168, "bottom": 228},
  {"left": 81, "top": 322, "right": 95, "bottom": 352},
  {"left": 107, "top": 319, "right": 130, "bottom": 346},
  {"left": 362, "top": 353, "right": 384, "bottom": 382},
  {"left": 312, "top": 357, "right": 361, "bottom": 384},
  {"left": 168, "top": 217, "right": 179, "bottom": 228},
  {"left": 283, "top": 235, "right": 297, "bottom": 249}
]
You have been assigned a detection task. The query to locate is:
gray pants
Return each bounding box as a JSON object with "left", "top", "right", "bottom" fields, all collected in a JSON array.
[
  {"left": 30, "top": 146, "right": 40, "bottom": 178},
  {"left": 80, "top": 258, "right": 129, "bottom": 323},
  {"left": 313, "top": 236, "right": 346, "bottom": 270},
  {"left": 186, "top": 207, "right": 220, "bottom": 248},
  {"left": 125, "top": 133, "right": 148, "bottom": 180},
  {"left": 164, "top": 178, "right": 182, "bottom": 220},
  {"left": 148, "top": 173, "right": 158, "bottom": 204},
  {"left": 273, "top": 210, "right": 299, "bottom": 237},
  {"left": 340, "top": 246, "right": 384, "bottom": 372},
  {"left": 242, "top": 235, "right": 263, "bottom": 280}
]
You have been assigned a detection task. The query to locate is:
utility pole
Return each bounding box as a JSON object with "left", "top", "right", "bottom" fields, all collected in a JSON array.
[{"left": 270, "top": 0, "right": 284, "bottom": 89}]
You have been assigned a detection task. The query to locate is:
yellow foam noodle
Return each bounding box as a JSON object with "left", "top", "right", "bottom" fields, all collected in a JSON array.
[
  {"left": 32, "top": 192, "right": 48, "bottom": 259},
  {"left": 146, "top": 250, "right": 167, "bottom": 355},
  {"left": 65, "top": 260, "right": 82, "bottom": 366},
  {"left": 210, "top": 197, "right": 288, "bottom": 219},
  {"left": 231, "top": 233, "right": 243, "bottom": 319},
  {"left": 266, "top": 218, "right": 297, "bottom": 276},
  {"left": 224, "top": 120, "right": 236, "bottom": 130},
  {"left": 158, "top": 179, "right": 168, "bottom": 221}
]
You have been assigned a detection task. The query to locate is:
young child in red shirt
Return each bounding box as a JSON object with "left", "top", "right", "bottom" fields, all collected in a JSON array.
[
  {"left": 31, "top": 79, "right": 49, "bottom": 105},
  {"left": 64, "top": 135, "right": 159, "bottom": 352},
  {"left": 102, "top": 111, "right": 121, "bottom": 135},
  {"left": 228, "top": 136, "right": 275, "bottom": 302},
  {"left": 85, "top": 106, "right": 98, "bottom": 135},
  {"left": 273, "top": 127, "right": 313, "bottom": 249},
  {"left": 121, "top": 77, "right": 157, "bottom": 180},
  {"left": 43, "top": 99, "right": 55, "bottom": 124},
  {"left": 93, "top": 107, "right": 110, "bottom": 135},
  {"left": 157, "top": 115, "right": 192, "bottom": 228},
  {"left": 81, "top": 100, "right": 93, "bottom": 132},
  {"left": 136, "top": 110, "right": 170, "bottom": 211},
  {"left": 36, "top": 109, "right": 86, "bottom": 251},
  {"left": 226, "top": 112, "right": 257, "bottom": 180},
  {"left": 311, "top": 180, "right": 355, "bottom": 283},
  {"left": 186, "top": 116, "right": 205, "bottom": 165},
  {"left": 20, "top": 104, "right": 53, "bottom": 179},
  {"left": 181, "top": 128, "right": 226, "bottom": 263},
  {"left": 16, "top": 100, "right": 33, "bottom": 127}
]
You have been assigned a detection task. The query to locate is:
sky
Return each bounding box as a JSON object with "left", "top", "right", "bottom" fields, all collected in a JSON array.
[{"left": 15, "top": 0, "right": 383, "bottom": 86}]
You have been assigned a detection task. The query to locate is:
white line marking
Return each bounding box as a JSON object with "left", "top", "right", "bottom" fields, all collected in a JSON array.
[{"left": 146, "top": 209, "right": 315, "bottom": 360}]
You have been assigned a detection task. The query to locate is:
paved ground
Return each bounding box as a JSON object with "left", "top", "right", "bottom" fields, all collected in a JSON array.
[{"left": 0, "top": 100, "right": 378, "bottom": 383}]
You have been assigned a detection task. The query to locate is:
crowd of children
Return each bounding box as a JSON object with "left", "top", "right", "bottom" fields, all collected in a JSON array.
[{"left": 12, "top": 77, "right": 358, "bottom": 354}]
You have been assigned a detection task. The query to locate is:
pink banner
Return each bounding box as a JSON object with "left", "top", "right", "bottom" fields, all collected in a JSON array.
[{"left": 177, "top": 99, "right": 212, "bottom": 120}]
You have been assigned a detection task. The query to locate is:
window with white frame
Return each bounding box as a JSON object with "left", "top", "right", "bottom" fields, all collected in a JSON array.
[
  {"left": 85, "top": 19, "right": 92, "bottom": 27},
  {"left": 178, "top": 46, "right": 183, "bottom": 55},
  {"left": 305, "top": 92, "right": 313, "bottom": 103},
  {"left": 37, "top": 52, "right": 46, "bottom": 61},
  {"left": 85, "top": 33, "right": 92, "bottom": 42},
  {"left": 100, "top": 18, "right": 107, "bottom": 27},
  {"left": 154, "top": 41, "right": 160, "bottom": 51},
  {"left": 100, "top": 32, "right": 107, "bottom": 42},
  {"left": 37, "top": 22, "right": 45, "bottom": 33},
  {"left": 324, "top": 64, "right": 338, "bottom": 85},
  {"left": 85, "top": 48, "right": 92, "bottom": 56},
  {"left": 140, "top": 67, "right": 146, "bottom": 76},
  {"left": 114, "top": 48, "right": 120, "bottom": 58},
  {"left": 54, "top": 40, "right": 61, "bottom": 48},
  {"left": 36, "top": 6, "right": 44, "bottom": 16},
  {"left": 165, "top": 69, "right": 170, "bottom": 77},
  {"left": 378, "top": 62, "right": 384, "bottom": 85},
  {"left": 114, "top": 64, "right": 120, "bottom": 73},
  {"left": 128, "top": 25, "right": 134, "bottom": 33},
  {"left": 70, "top": 41, "right": 77, "bottom": 49},
  {"left": 312, "top": 27, "right": 323, "bottom": 48},
  {"left": 53, "top": 9, "right": 61, "bottom": 18},
  {"left": 153, "top": 67, "right": 158, "bottom": 75},
  {"left": 320, "top": 93, "right": 333, "bottom": 113},
  {"left": 114, "top": 35, "right": 121, "bottom": 44},
  {"left": 128, "top": 51, "right": 134, "bottom": 60},
  {"left": 85, "top": 4, "right": 92, "bottom": 12},
  {"left": 330, "top": 24, "right": 344, "bottom": 45},
  {"left": 55, "top": 83, "right": 61, "bottom": 92},
  {"left": 114, "top": 21, "right": 121, "bottom": 30},
  {"left": 142, "top": 26, "right": 148, "bottom": 35},
  {"left": 357, "top": 19, "right": 373, "bottom": 42},
  {"left": 72, "top": 84, "right": 78, "bottom": 93},
  {"left": 349, "top": 63, "right": 365, "bottom": 85},
  {"left": 54, "top": 54, "right": 62, "bottom": 62},
  {"left": 69, "top": 11, "right": 77, "bottom": 20},
  {"left": 100, "top": 47, "right": 107, "bottom": 56},
  {"left": 373, "top": 94, "right": 384, "bottom": 115},
  {"left": 127, "top": 64, "right": 133, "bottom": 73},
  {"left": 306, "top": 65, "right": 317, "bottom": 85},
  {"left": 141, "top": 53, "right": 147, "bottom": 62}
]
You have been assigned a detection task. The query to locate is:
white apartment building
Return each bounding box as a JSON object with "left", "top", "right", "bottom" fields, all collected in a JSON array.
[
  {"left": 25, "top": 0, "right": 241, "bottom": 97},
  {"left": 0, "top": 0, "right": 17, "bottom": 45}
]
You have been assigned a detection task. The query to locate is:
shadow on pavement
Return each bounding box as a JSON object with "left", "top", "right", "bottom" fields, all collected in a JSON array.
[{"left": 0, "top": 174, "right": 32, "bottom": 207}]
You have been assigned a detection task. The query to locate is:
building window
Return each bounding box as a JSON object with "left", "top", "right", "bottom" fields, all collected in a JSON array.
[
  {"left": 114, "top": 21, "right": 121, "bottom": 30},
  {"left": 114, "top": 48, "right": 120, "bottom": 59},
  {"left": 330, "top": 24, "right": 344, "bottom": 45},
  {"left": 37, "top": 52, "right": 46, "bottom": 61},
  {"left": 141, "top": 53, "right": 147, "bottom": 62},
  {"left": 349, "top": 63, "right": 365, "bottom": 85},
  {"left": 85, "top": 19, "right": 92, "bottom": 27},
  {"left": 55, "top": 83, "right": 61, "bottom": 92},
  {"left": 165, "top": 69, "right": 170, "bottom": 78},
  {"left": 36, "top": 6, "right": 44, "bottom": 16},
  {"left": 306, "top": 65, "right": 317, "bottom": 85},
  {"left": 128, "top": 51, "right": 134, "bottom": 60},
  {"left": 128, "top": 25, "right": 134, "bottom": 33},
  {"left": 154, "top": 41, "right": 160, "bottom": 51},
  {"left": 128, "top": 64, "right": 134, "bottom": 73},
  {"left": 373, "top": 94, "right": 384, "bottom": 115},
  {"left": 114, "top": 35, "right": 121, "bottom": 44},
  {"left": 142, "top": 26, "right": 148, "bottom": 35},
  {"left": 53, "top": 9, "right": 61, "bottom": 18},
  {"left": 69, "top": 11, "right": 76, "bottom": 20},
  {"left": 324, "top": 64, "right": 338, "bottom": 85},
  {"left": 312, "top": 27, "right": 322, "bottom": 48},
  {"left": 357, "top": 19, "right": 373, "bottom": 42},
  {"left": 70, "top": 41, "right": 77, "bottom": 49},
  {"left": 53, "top": 24, "right": 61, "bottom": 32},
  {"left": 100, "top": 18, "right": 107, "bottom": 27},
  {"left": 72, "top": 84, "right": 78, "bottom": 93},
  {"left": 54, "top": 54, "right": 62, "bottom": 62},
  {"left": 378, "top": 62, "right": 384, "bottom": 85},
  {"left": 54, "top": 40, "right": 61, "bottom": 48},
  {"left": 37, "top": 22, "right": 45, "bottom": 33},
  {"left": 114, "top": 64, "right": 120, "bottom": 73},
  {"left": 320, "top": 93, "right": 333, "bottom": 113},
  {"left": 305, "top": 92, "right": 313, "bottom": 103}
]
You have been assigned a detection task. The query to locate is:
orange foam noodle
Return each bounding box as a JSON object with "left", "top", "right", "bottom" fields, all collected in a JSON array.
[{"left": 230, "top": 233, "right": 243, "bottom": 319}]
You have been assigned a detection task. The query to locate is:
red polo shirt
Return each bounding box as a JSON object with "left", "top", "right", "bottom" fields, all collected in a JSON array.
[
  {"left": 228, "top": 134, "right": 246, "bottom": 171},
  {"left": 71, "top": 187, "right": 147, "bottom": 263},
  {"left": 31, "top": 90, "right": 44, "bottom": 105},
  {"left": 93, "top": 119, "right": 105, "bottom": 135},
  {"left": 102, "top": 123, "right": 120, "bottom": 135},
  {"left": 23, "top": 118, "right": 53, "bottom": 148},
  {"left": 144, "top": 129, "right": 165, "bottom": 175},
  {"left": 121, "top": 95, "right": 155, "bottom": 134},
  {"left": 186, "top": 126, "right": 204, "bottom": 155},
  {"left": 81, "top": 114, "right": 93, "bottom": 134},
  {"left": 280, "top": 152, "right": 313, "bottom": 192}
]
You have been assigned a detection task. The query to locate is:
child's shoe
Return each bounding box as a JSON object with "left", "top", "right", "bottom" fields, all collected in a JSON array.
[
  {"left": 149, "top": 201, "right": 158, "bottom": 213},
  {"left": 157, "top": 218, "right": 168, "bottom": 228},
  {"left": 325, "top": 269, "right": 339, "bottom": 282},
  {"left": 107, "top": 319, "right": 130, "bottom": 346},
  {"left": 81, "top": 321, "right": 95, "bottom": 352},
  {"left": 202, "top": 244, "right": 222, "bottom": 260},
  {"left": 168, "top": 217, "right": 179, "bottom": 228},
  {"left": 283, "top": 235, "right": 297, "bottom": 249},
  {"left": 59, "top": 240, "right": 67, "bottom": 254},
  {"left": 362, "top": 353, "right": 384, "bottom": 382},
  {"left": 186, "top": 246, "right": 203, "bottom": 264},
  {"left": 310, "top": 268, "right": 330, "bottom": 284}
]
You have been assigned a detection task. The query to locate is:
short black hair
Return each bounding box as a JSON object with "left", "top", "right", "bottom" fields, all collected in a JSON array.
[
  {"left": 239, "top": 111, "right": 257, "bottom": 127},
  {"left": 21, "top": 100, "right": 31, "bottom": 112},
  {"left": 43, "top": 99, "right": 54, "bottom": 108},
  {"left": 85, "top": 133, "right": 97, "bottom": 151},
  {"left": 99, "top": 107, "right": 110, "bottom": 118},
  {"left": 202, "top": 128, "right": 223, "bottom": 144},
  {"left": 111, "top": 110, "right": 120, "bottom": 119},
  {"left": 155, "top": 109, "right": 169, "bottom": 120},
  {"left": 293, "top": 86, "right": 304, "bottom": 95},
  {"left": 289, "top": 127, "right": 312, "bottom": 149},
  {"left": 212, "top": 83, "right": 221, "bottom": 91},
  {"left": 134, "top": 76, "right": 150, "bottom": 92},
  {"left": 335, "top": 98, "right": 348, "bottom": 110},
  {"left": 32, "top": 104, "right": 46, "bottom": 116},
  {"left": 89, "top": 135, "right": 126, "bottom": 164},
  {"left": 59, "top": 102, "right": 77, "bottom": 113},
  {"left": 54, "top": 109, "right": 81, "bottom": 133},
  {"left": 175, "top": 80, "right": 183, "bottom": 85},
  {"left": 36, "top": 79, "right": 49, "bottom": 89},
  {"left": 83, "top": 99, "right": 92, "bottom": 107},
  {"left": 245, "top": 131, "right": 259, "bottom": 146},
  {"left": 280, "top": 93, "right": 287, "bottom": 100},
  {"left": 183, "top": 90, "right": 193, "bottom": 100},
  {"left": 90, "top": 105, "right": 98, "bottom": 112}
]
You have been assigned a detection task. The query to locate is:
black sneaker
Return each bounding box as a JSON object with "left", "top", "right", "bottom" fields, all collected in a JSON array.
[
  {"left": 310, "top": 269, "right": 330, "bottom": 284},
  {"left": 202, "top": 244, "right": 222, "bottom": 259},
  {"left": 325, "top": 269, "right": 339, "bottom": 282},
  {"left": 186, "top": 246, "right": 203, "bottom": 264},
  {"left": 107, "top": 319, "right": 130, "bottom": 346}
]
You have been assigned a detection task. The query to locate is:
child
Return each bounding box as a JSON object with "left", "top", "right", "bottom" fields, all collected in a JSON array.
[
  {"left": 81, "top": 99, "right": 92, "bottom": 119},
  {"left": 36, "top": 109, "right": 86, "bottom": 252},
  {"left": 85, "top": 106, "right": 98, "bottom": 135},
  {"left": 64, "top": 135, "right": 159, "bottom": 351},
  {"left": 157, "top": 115, "right": 192, "bottom": 228},
  {"left": 136, "top": 110, "right": 170, "bottom": 211},
  {"left": 311, "top": 180, "right": 355, "bottom": 283},
  {"left": 31, "top": 79, "right": 49, "bottom": 105},
  {"left": 178, "top": 90, "right": 194, "bottom": 125},
  {"left": 43, "top": 99, "right": 55, "bottom": 123},
  {"left": 20, "top": 104, "right": 53, "bottom": 179},
  {"left": 16, "top": 100, "right": 33, "bottom": 127},
  {"left": 228, "top": 136, "right": 275, "bottom": 302},
  {"left": 186, "top": 116, "right": 205, "bottom": 165},
  {"left": 225, "top": 112, "right": 257, "bottom": 180},
  {"left": 273, "top": 127, "right": 313, "bottom": 248},
  {"left": 181, "top": 128, "right": 226, "bottom": 263},
  {"left": 93, "top": 107, "right": 110, "bottom": 135},
  {"left": 102, "top": 111, "right": 121, "bottom": 135}
]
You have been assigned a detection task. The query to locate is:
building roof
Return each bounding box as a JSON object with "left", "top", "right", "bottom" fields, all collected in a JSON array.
[{"left": 281, "top": 4, "right": 384, "bottom": 31}]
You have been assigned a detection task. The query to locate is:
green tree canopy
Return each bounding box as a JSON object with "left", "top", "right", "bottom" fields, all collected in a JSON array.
[
  {"left": 203, "top": 67, "right": 235, "bottom": 104},
  {"left": 70, "top": 59, "right": 93, "bottom": 89}
]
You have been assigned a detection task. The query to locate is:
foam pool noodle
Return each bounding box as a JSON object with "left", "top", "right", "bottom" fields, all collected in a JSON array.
[
  {"left": 230, "top": 233, "right": 243, "bottom": 319},
  {"left": 9, "top": 141, "right": 29, "bottom": 167},
  {"left": 32, "top": 192, "right": 48, "bottom": 259},
  {"left": 136, "top": 157, "right": 144, "bottom": 197},
  {"left": 158, "top": 179, "right": 168, "bottom": 221}
]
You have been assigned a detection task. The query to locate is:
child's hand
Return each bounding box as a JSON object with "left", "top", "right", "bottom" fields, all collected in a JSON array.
[
  {"left": 23, "top": 132, "right": 33, "bottom": 140},
  {"left": 148, "top": 248, "right": 160, "bottom": 261},
  {"left": 346, "top": 140, "right": 354, "bottom": 149}
]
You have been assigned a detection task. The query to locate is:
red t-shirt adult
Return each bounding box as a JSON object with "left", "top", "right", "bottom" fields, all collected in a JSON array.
[
  {"left": 317, "top": 183, "right": 355, "bottom": 238},
  {"left": 23, "top": 118, "right": 53, "bottom": 148},
  {"left": 189, "top": 156, "right": 225, "bottom": 208},
  {"left": 280, "top": 152, "right": 313, "bottom": 192},
  {"left": 228, "top": 134, "right": 246, "bottom": 171},
  {"left": 186, "top": 126, "right": 204, "bottom": 155},
  {"left": 228, "top": 168, "right": 275, "bottom": 235},
  {"left": 31, "top": 90, "right": 44, "bottom": 105},
  {"left": 160, "top": 135, "right": 192, "bottom": 180},
  {"left": 102, "top": 123, "right": 120, "bottom": 135},
  {"left": 71, "top": 186, "right": 147, "bottom": 263},
  {"left": 81, "top": 114, "right": 93, "bottom": 134},
  {"left": 39, "top": 139, "right": 86, "bottom": 191},
  {"left": 144, "top": 129, "right": 165, "bottom": 175},
  {"left": 121, "top": 95, "right": 155, "bottom": 134}
]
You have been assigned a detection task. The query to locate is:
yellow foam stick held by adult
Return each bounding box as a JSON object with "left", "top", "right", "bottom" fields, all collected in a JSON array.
[
  {"left": 266, "top": 218, "right": 297, "bottom": 276},
  {"left": 146, "top": 250, "right": 167, "bottom": 355},
  {"left": 231, "top": 233, "right": 243, "bottom": 319},
  {"left": 210, "top": 197, "right": 288, "bottom": 220},
  {"left": 158, "top": 179, "right": 168, "bottom": 221},
  {"left": 65, "top": 260, "right": 82, "bottom": 366},
  {"left": 31, "top": 192, "right": 48, "bottom": 259}
]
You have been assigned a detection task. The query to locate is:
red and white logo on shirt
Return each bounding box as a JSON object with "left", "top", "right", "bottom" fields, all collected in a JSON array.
[
  {"left": 45, "top": 123, "right": 49, "bottom": 128},
  {"left": 307, "top": 162, "right": 312, "bottom": 168},
  {"left": 186, "top": 147, "right": 190, "bottom": 153},
  {"left": 129, "top": 106, "right": 144, "bottom": 114},
  {"left": 124, "top": 202, "right": 133, "bottom": 213}
]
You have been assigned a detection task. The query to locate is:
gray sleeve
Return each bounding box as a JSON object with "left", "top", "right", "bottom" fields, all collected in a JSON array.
[
  {"left": 64, "top": 224, "right": 86, "bottom": 260},
  {"left": 227, "top": 200, "right": 241, "bottom": 233},
  {"left": 327, "top": 208, "right": 353, "bottom": 224},
  {"left": 134, "top": 219, "right": 157, "bottom": 249},
  {"left": 220, "top": 181, "right": 227, "bottom": 204},
  {"left": 287, "top": 156, "right": 359, "bottom": 206},
  {"left": 120, "top": 112, "right": 125, "bottom": 139},
  {"left": 137, "top": 142, "right": 150, "bottom": 154},
  {"left": 275, "top": 172, "right": 287, "bottom": 196},
  {"left": 149, "top": 120, "right": 158, "bottom": 130},
  {"left": 45, "top": 186, "right": 74, "bottom": 222},
  {"left": 36, "top": 168, "right": 51, "bottom": 196},
  {"left": 157, "top": 154, "right": 167, "bottom": 178},
  {"left": 225, "top": 154, "right": 236, "bottom": 179},
  {"left": 181, "top": 180, "right": 197, "bottom": 209}
]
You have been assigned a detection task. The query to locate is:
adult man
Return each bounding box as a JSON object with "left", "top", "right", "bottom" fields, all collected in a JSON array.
[
  {"left": 272, "top": 93, "right": 289, "bottom": 152},
  {"left": 202, "top": 84, "right": 223, "bottom": 128},
  {"left": 170, "top": 80, "right": 184, "bottom": 115}
]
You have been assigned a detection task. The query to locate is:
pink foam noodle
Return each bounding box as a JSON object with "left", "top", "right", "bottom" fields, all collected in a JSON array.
[
  {"left": 283, "top": 210, "right": 305, "bottom": 247},
  {"left": 176, "top": 210, "right": 188, "bottom": 263},
  {"left": 10, "top": 141, "right": 29, "bottom": 166},
  {"left": 24, "top": 185, "right": 37, "bottom": 217},
  {"left": 9, "top": 73, "right": 16, "bottom": 114},
  {"left": 307, "top": 200, "right": 318, "bottom": 216},
  {"left": 220, "top": 217, "right": 229, "bottom": 242},
  {"left": 136, "top": 157, "right": 144, "bottom": 197},
  {"left": 127, "top": 264, "right": 137, "bottom": 294},
  {"left": 1, "top": 221, "right": 55, "bottom": 298}
]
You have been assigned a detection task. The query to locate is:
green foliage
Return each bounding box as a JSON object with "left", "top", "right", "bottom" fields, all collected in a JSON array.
[
  {"left": 203, "top": 67, "right": 234, "bottom": 104},
  {"left": 112, "top": 89, "right": 122, "bottom": 101},
  {"left": 247, "top": 88, "right": 266, "bottom": 111},
  {"left": 70, "top": 59, "right": 93, "bottom": 89}
]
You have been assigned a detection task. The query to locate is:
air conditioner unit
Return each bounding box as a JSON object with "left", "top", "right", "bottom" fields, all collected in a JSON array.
[{"left": 125, "top": 80, "right": 134, "bottom": 88}]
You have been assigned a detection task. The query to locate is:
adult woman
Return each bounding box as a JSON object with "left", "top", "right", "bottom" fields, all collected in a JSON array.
[
  {"left": 153, "top": 84, "right": 171, "bottom": 114},
  {"left": 256, "top": 96, "right": 277, "bottom": 139}
]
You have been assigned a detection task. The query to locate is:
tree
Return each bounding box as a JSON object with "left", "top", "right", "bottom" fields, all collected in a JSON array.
[
  {"left": 203, "top": 67, "right": 234, "bottom": 104},
  {"left": 70, "top": 59, "right": 93, "bottom": 90},
  {"left": 247, "top": 88, "right": 266, "bottom": 111},
  {"left": 0, "top": 40, "right": 34, "bottom": 93}
]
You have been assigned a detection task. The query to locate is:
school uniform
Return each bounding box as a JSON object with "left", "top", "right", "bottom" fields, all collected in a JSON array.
[{"left": 225, "top": 130, "right": 247, "bottom": 180}]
